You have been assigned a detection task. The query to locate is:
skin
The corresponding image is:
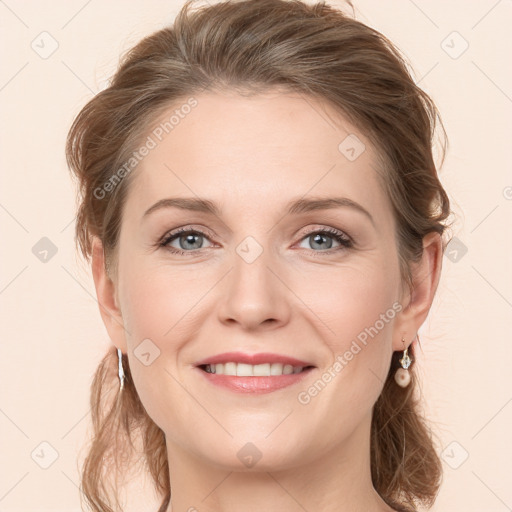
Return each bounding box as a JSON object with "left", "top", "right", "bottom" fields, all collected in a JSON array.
[{"left": 91, "top": 89, "right": 442, "bottom": 512}]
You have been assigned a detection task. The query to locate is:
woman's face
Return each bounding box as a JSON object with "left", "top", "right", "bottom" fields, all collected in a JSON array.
[{"left": 110, "top": 89, "right": 410, "bottom": 471}]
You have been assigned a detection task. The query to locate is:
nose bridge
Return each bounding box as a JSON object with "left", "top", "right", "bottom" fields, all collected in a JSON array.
[{"left": 218, "top": 233, "right": 290, "bottom": 329}]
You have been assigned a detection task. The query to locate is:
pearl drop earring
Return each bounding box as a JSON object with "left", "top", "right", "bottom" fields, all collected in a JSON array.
[{"left": 394, "top": 337, "right": 412, "bottom": 387}]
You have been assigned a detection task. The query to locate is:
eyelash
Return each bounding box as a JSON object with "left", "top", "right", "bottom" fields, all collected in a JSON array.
[{"left": 158, "top": 226, "right": 353, "bottom": 257}]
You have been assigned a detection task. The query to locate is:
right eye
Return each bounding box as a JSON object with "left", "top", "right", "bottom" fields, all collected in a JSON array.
[{"left": 159, "top": 227, "right": 215, "bottom": 255}]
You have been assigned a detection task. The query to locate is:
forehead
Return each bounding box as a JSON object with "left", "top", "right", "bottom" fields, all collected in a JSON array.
[{"left": 124, "top": 90, "right": 390, "bottom": 222}]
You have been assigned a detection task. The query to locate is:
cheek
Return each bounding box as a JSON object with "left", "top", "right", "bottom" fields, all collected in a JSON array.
[
  {"left": 117, "top": 256, "right": 222, "bottom": 400},
  {"left": 290, "top": 268, "right": 398, "bottom": 438},
  {"left": 120, "top": 261, "right": 205, "bottom": 342},
  {"left": 123, "top": 276, "right": 175, "bottom": 336},
  {"left": 119, "top": 269, "right": 199, "bottom": 430},
  {"left": 295, "top": 263, "right": 398, "bottom": 393},
  {"left": 297, "top": 261, "right": 399, "bottom": 340}
]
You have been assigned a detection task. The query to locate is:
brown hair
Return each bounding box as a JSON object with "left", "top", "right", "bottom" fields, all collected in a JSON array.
[{"left": 66, "top": 1, "right": 452, "bottom": 511}]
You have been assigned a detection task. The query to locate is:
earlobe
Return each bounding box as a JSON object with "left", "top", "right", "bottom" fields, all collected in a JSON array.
[
  {"left": 91, "top": 237, "right": 127, "bottom": 352},
  {"left": 392, "top": 232, "right": 443, "bottom": 351}
]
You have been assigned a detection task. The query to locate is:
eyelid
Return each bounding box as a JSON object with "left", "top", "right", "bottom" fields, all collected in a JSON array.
[
  {"left": 298, "top": 224, "right": 352, "bottom": 241},
  {"left": 159, "top": 225, "right": 216, "bottom": 245}
]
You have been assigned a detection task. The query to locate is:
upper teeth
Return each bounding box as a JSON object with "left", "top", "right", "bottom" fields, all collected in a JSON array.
[{"left": 204, "top": 362, "right": 305, "bottom": 376}]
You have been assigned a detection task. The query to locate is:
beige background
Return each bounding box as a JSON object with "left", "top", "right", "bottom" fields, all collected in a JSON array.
[{"left": 1, "top": 1, "right": 511, "bottom": 511}]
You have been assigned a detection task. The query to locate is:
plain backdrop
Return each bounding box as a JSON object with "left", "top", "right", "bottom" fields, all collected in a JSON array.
[{"left": 1, "top": 1, "right": 511, "bottom": 511}]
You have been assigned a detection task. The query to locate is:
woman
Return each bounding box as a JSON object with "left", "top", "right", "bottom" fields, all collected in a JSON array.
[{"left": 66, "top": 0, "right": 452, "bottom": 510}]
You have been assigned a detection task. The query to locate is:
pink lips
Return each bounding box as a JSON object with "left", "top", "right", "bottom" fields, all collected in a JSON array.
[
  {"left": 194, "top": 351, "right": 314, "bottom": 367},
  {"left": 194, "top": 351, "right": 316, "bottom": 394},
  {"left": 197, "top": 368, "right": 315, "bottom": 393}
]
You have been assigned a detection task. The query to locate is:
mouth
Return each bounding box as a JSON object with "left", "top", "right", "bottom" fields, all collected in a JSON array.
[{"left": 193, "top": 352, "right": 317, "bottom": 393}]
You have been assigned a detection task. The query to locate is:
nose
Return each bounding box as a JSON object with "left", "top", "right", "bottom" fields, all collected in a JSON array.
[{"left": 217, "top": 242, "right": 292, "bottom": 331}]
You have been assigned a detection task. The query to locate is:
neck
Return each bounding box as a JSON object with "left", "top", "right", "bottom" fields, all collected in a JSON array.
[{"left": 164, "top": 411, "right": 396, "bottom": 512}]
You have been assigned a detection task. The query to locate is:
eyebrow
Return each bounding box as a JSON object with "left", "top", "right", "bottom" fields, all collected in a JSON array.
[{"left": 142, "top": 196, "right": 375, "bottom": 226}]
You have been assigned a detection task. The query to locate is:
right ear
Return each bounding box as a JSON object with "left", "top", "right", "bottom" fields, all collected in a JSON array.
[{"left": 91, "top": 237, "right": 127, "bottom": 352}]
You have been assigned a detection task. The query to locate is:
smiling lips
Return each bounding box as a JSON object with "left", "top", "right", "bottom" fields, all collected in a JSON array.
[{"left": 194, "top": 351, "right": 316, "bottom": 393}]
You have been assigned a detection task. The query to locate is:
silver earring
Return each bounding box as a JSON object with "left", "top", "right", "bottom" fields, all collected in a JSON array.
[
  {"left": 394, "top": 337, "right": 412, "bottom": 388},
  {"left": 117, "top": 348, "right": 125, "bottom": 390}
]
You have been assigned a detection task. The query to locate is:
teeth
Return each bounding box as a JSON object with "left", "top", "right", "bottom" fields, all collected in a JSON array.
[{"left": 204, "top": 362, "right": 306, "bottom": 376}]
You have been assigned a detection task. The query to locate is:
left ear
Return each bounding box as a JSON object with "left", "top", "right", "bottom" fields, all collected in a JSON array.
[{"left": 392, "top": 231, "right": 444, "bottom": 351}]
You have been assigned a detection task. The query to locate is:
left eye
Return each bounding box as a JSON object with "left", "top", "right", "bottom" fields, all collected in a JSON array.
[
  {"left": 297, "top": 229, "right": 352, "bottom": 252},
  {"left": 159, "top": 227, "right": 352, "bottom": 255},
  {"left": 160, "top": 229, "right": 214, "bottom": 253}
]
